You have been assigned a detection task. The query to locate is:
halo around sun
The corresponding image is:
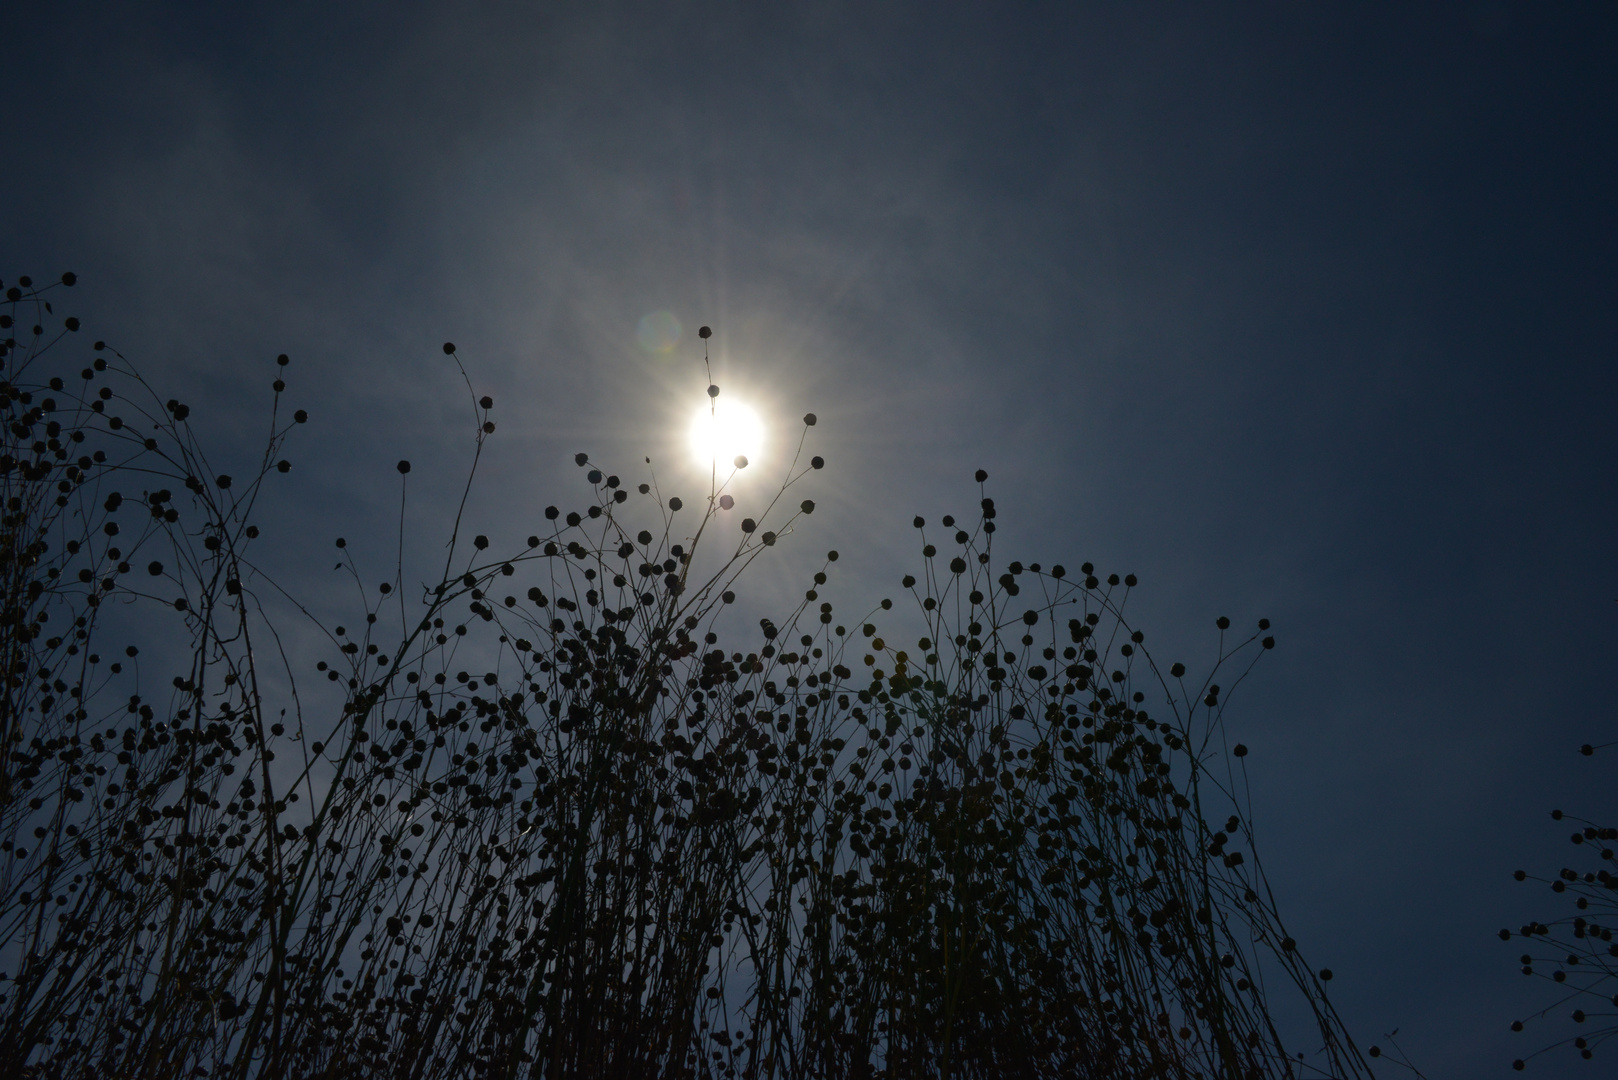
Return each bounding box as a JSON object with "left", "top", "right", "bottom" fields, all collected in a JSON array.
[{"left": 689, "top": 398, "right": 764, "bottom": 472}]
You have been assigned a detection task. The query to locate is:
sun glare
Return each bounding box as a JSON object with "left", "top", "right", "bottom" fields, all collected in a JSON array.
[{"left": 689, "top": 398, "right": 765, "bottom": 472}]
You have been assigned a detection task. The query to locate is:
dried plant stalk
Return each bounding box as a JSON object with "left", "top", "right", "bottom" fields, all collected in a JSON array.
[{"left": 0, "top": 277, "right": 1372, "bottom": 1079}]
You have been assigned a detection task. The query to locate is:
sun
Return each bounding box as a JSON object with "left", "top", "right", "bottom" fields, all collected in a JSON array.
[{"left": 689, "top": 398, "right": 765, "bottom": 472}]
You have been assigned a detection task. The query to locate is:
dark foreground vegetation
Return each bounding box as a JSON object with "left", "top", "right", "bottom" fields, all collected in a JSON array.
[
  {"left": 1502, "top": 739, "right": 1618, "bottom": 1071},
  {"left": 0, "top": 274, "right": 1379, "bottom": 1078}
]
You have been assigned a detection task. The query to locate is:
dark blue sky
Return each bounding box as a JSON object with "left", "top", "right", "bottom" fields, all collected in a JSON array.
[{"left": 5, "top": 3, "right": 1615, "bottom": 1072}]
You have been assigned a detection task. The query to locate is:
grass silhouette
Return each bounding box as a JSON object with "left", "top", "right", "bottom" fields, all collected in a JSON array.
[{"left": 0, "top": 274, "right": 1373, "bottom": 1078}]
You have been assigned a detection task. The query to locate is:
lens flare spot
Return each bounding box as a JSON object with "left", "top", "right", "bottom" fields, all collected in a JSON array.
[
  {"left": 690, "top": 399, "right": 764, "bottom": 472},
  {"left": 637, "top": 311, "right": 682, "bottom": 353}
]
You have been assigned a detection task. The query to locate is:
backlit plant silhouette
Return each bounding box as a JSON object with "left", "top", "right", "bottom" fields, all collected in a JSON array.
[
  {"left": 1501, "top": 737, "right": 1618, "bottom": 1071},
  {"left": 0, "top": 274, "right": 1375, "bottom": 1078}
]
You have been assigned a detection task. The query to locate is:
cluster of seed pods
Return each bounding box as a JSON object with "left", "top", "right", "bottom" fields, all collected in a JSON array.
[{"left": 0, "top": 279, "right": 1371, "bottom": 1079}]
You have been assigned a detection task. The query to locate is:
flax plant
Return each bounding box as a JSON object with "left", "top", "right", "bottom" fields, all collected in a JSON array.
[{"left": 0, "top": 275, "right": 1372, "bottom": 1079}]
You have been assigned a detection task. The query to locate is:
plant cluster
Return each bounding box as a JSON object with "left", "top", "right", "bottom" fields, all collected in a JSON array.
[
  {"left": 0, "top": 275, "right": 1370, "bottom": 1078},
  {"left": 1501, "top": 739, "right": 1618, "bottom": 1070}
]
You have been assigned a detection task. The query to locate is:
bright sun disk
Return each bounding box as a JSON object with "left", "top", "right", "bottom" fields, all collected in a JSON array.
[{"left": 689, "top": 398, "right": 764, "bottom": 471}]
